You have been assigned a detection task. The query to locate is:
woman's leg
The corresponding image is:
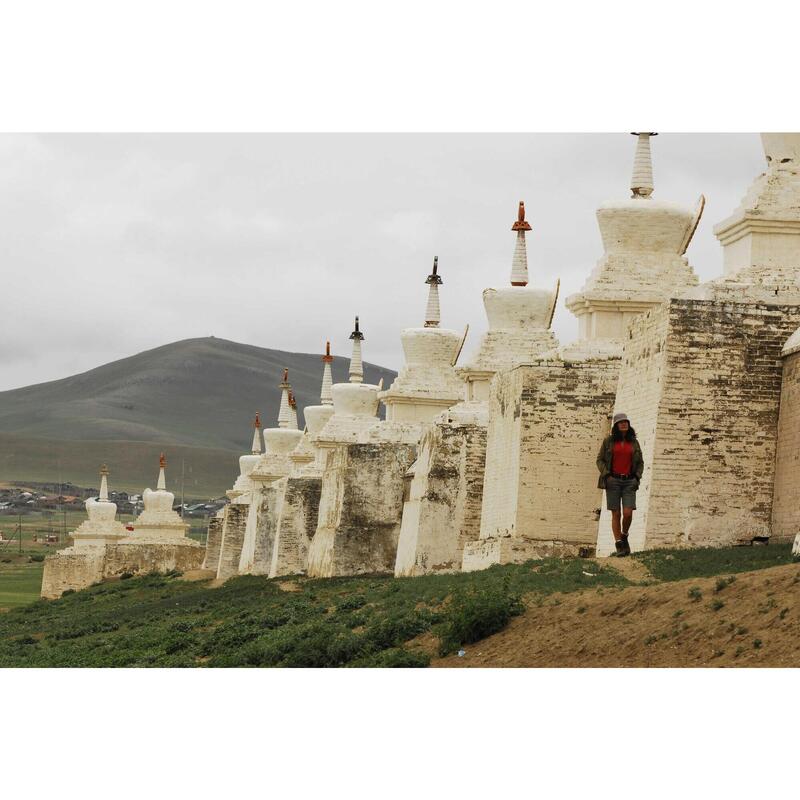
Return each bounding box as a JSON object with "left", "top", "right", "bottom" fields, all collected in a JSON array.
[
  {"left": 622, "top": 508, "right": 634, "bottom": 536},
  {"left": 611, "top": 510, "right": 622, "bottom": 541}
]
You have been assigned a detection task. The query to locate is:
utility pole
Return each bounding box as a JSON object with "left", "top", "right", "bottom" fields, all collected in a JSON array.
[{"left": 18, "top": 513, "right": 22, "bottom": 555}]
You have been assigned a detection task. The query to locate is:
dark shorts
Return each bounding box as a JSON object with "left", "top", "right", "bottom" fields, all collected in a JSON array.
[{"left": 605, "top": 476, "right": 638, "bottom": 512}]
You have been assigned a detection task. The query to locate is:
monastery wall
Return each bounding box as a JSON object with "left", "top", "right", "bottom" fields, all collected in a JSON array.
[
  {"left": 464, "top": 358, "right": 618, "bottom": 569},
  {"left": 247, "top": 485, "right": 283, "bottom": 575},
  {"left": 394, "top": 419, "right": 487, "bottom": 576},
  {"left": 216, "top": 504, "right": 249, "bottom": 580},
  {"left": 103, "top": 541, "right": 204, "bottom": 578},
  {"left": 772, "top": 349, "right": 800, "bottom": 543},
  {"left": 608, "top": 298, "right": 800, "bottom": 551},
  {"left": 269, "top": 476, "right": 321, "bottom": 577},
  {"left": 202, "top": 516, "right": 224, "bottom": 572},
  {"left": 308, "top": 442, "right": 415, "bottom": 577},
  {"left": 41, "top": 551, "right": 104, "bottom": 599},
  {"left": 41, "top": 541, "right": 204, "bottom": 599}
]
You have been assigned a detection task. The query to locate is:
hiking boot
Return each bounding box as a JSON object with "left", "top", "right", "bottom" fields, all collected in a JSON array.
[
  {"left": 620, "top": 535, "right": 631, "bottom": 556},
  {"left": 611, "top": 540, "right": 629, "bottom": 557}
]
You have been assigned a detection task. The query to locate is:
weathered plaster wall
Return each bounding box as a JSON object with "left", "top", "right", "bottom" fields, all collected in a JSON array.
[
  {"left": 772, "top": 349, "right": 800, "bottom": 543},
  {"left": 103, "top": 541, "right": 204, "bottom": 578},
  {"left": 269, "top": 476, "right": 321, "bottom": 577},
  {"left": 394, "top": 419, "right": 487, "bottom": 576},
  {"left": 466, "top": 358, "right": 617, "bottom": 569},
  {"left": 41, "top": 541, "right": 204, "bottom": 599},
  {"left": 216, "top": 504, "right": 250, "bottom": 580},
  {"left": 41, "top": 551, "right": 104, "bottom": 599},
  {"left": 607, "top": 298, "right": 800, "bottom": 551},
  {"left": 308, "top": 443, "right": 416, "bottom": 577},
  {"left": 203, "top": 516, "right": 224, "bottom": 572}
]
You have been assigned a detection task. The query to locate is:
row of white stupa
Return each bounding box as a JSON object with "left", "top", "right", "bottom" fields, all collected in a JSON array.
[
  {"left": 70, "top": 455, "right": 188, "bottom": 551},
  {"left": 66, "top": 130, "right": 737, "bottom": 575},
  {"left": 224, "top": 199, "right": 556, "bottom": 495}
]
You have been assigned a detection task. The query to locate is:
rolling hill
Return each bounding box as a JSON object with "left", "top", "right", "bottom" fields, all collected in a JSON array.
[{"left": 0, "top": 337, "right": 396, "bottom": 497}]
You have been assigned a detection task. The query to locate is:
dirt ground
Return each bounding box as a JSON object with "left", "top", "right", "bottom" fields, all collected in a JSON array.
[{"left": 433, "top": 562, "right": 800, "bottom": 667}]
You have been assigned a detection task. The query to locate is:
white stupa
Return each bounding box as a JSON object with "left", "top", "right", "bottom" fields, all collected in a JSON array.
[
  {"left": 69, "top": 465, "right": 128, "bottom": 550},
  {"left": 250, "top": 369, "right": 304, "bottom": 483},
  {"left": 377, "top": 257, "right": 465, "bottom": 424},
  {"left": 128, "top": 453, "right": 190, "bottom": 541},
  {"left": 314, "top": 317, "right": 381, "bottom": 445},
  {"left": 692, "top": 132, "right": 800, "bottom": 302},
  {"left": 291, "top": 342, "right": 337, "bottom": 476},
  {"left": 453, "top": 201, "right": 560, "bottom": 411},
  {"left": 565, "top": 132, "right": 702, "bottom": 357},
  {"left": 228, "top": 412, "right": 263, "bottom": 501}
]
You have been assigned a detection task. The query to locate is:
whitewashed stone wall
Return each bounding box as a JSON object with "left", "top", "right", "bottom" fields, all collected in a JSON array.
[
  {"left": 307, "top": 443, "right": 416, "bottom": 577},
  {"left": 600, "top": 297, "right": 800, "bottom": 553},
  {"left": 772, "top": 348, "right": 800, "bottom": 544},
  {"left": 202, "top": 515, "right": 224, "bottom": 572},
  {"left": 216, "top": 504, "right": 250, "bottom": 580},
  {"left": 41, "top": 540, "right": 205, "bottom": 599},
  {"left": 394, "top": 418, "right": 488, "bottom": 576},
  {"left": 268, "top": 476, "right": 321, "bottom": 577},
  {"left": 463, "top": 358, "right": 618, "bottom": 570}
]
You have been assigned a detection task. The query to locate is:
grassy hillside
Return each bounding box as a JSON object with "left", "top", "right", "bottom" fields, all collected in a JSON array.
[
  {"left": 0, "top": 337, "right": 396, "bottom": 495},
  {"left": 1, "top": 544, "right": 796, "bottom": 667}
]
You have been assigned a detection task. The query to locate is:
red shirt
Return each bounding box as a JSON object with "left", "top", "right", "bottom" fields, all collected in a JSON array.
[{"left": 611, "top": 440, "right": 634, "bottom": 476}]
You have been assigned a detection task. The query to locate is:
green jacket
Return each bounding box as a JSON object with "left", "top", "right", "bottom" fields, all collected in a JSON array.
[{"left": 596, "top": 435, "right": 644, "bottom": 489}]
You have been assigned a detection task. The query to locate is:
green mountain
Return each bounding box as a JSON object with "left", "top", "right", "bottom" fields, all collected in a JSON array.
[{"left": 0, "top": 337, "right": 396, "bottom": 497}]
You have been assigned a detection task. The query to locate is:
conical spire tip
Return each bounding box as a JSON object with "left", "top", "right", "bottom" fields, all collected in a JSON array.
[
  {"left": 426, "top": 255, "right": 443, "bottom": 285},
  {"left": 511, "top": 201, "right": 532, "bottom": 232}
]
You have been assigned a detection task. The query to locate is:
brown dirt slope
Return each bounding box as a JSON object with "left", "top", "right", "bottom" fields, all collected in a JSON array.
[{"left": 433, "top": 563, "right": 800, "bottom": 668}]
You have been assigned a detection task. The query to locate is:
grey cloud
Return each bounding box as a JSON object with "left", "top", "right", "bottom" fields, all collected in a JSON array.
[{"left": 0, "top": 133, "right": 765, "bottom": 391}]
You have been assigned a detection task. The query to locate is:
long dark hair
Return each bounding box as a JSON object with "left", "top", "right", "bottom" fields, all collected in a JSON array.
[{"left": 612, "top": 422, "right": 637, "bottom": 442}]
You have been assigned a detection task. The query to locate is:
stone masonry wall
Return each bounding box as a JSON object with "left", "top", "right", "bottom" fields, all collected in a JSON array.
[
  {"left": 394, "top": 420, "right": 487, "bottom": 576},
  {"left": 202, "top": 516, "right": 224, "bottom": 572},
  {"left": 308, "top": 443, "right": 416, "bottom": 577},
  {"left": 41, "top": 541, "right": 204, "bottom": 599},
  {"left": 41, "top": 551, "right": 104, "bottom": 599},
  {"left": 478, "top": 359, "right": 618, "bottom": 551},
  {"left": 250, "top": 485, "right": 281, "bottom": 575},
  {"left": 216, "top": 504, "right": 250, "bottom": 580},
  {"left": 270, "top": 476, "right": 321, "bottom": 577},
  {"left": 772, "top": 350, "right": 800, "bottom": 542},
  {"left": 612, "top": 298, "right": 800, "bottom": 550},
  {"left": 103, "top": 541, "right": 204, "bottom": 578}
]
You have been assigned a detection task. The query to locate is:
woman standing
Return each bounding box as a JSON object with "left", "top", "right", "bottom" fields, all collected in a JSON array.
[{"left": 596, "top": 412, "right": 644, "bottom": 557}]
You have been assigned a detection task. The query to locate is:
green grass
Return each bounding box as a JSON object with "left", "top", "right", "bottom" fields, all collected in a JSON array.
[
  {"left": 0, "top": 562, "right": 46, "bottom": 610},
  {"left": 634, "top": 543, "right": 794, "bottom": 582},
  {"left": 0, "top": 558, "right": 628, "bottom": 668}
]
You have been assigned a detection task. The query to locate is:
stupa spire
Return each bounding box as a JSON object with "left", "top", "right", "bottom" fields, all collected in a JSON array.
[
  {"left": 348, "top": 316, "right": 364, "bottom": 383},
  {"left": 510, "top": 201, "right": 531, "bottom": 286},
  {"left": 424, "top": 256, "right": 443, "bottom": 327},
  {"left": 321, "top": 341, "right": 334, "bottom": 405},
  {"left": 288, "top": 391, "right": 299, "bottom": 430},
  {"left": 630, "top": 132, "right": 657, "bottom": 198},
  {"left": 278, "top": 368, "right": 291, "bottom": 428},
  {"left": 251, "top": 411, "right": 262, "bottom": 454},
  {"left": 99, "top": 464, "right": 109, "bottom": 502},
  {"left": 157, "top": 453, "right": 166, "bottom": 491}
]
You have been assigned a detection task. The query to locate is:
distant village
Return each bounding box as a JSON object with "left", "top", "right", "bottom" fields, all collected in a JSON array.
[{"left": 0, "top": 482, "right": 228, "bottom": 519}]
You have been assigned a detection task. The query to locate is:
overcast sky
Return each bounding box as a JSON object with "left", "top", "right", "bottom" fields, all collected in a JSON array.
[{"left": 0, "top": 133, "right": 765, "bottom": 391}]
